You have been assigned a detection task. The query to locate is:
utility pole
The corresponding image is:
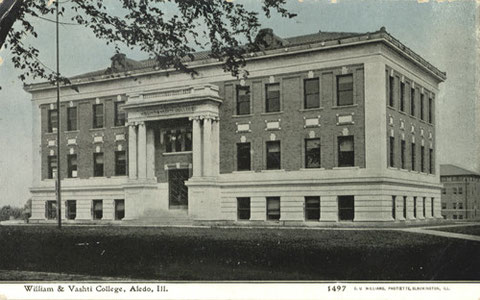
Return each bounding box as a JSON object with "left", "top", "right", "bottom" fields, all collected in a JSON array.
[{"left": 55, "top": 0, "right": 62, "bottom": 229}]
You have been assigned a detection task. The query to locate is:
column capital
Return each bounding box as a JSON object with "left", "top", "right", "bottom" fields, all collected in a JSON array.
[{"left": 137, "top": 121, "right": 145, "bottom": 126}]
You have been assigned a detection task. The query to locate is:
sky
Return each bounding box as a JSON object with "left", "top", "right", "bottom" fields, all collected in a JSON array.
[{"left": 0, "top": 0, "right": 478, "bottom": 207}]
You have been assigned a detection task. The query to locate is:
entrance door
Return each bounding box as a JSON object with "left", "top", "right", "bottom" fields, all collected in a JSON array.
[{"left": 168, "top": 169, "right": 189, "bottom": 208}]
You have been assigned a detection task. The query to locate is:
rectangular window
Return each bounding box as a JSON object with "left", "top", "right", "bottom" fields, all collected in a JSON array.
[
  {"left": 401, "top": 140, "right": 406, "bottom": 169},
  {"left": 236, "top": 86, "right": 251, "bottom": 115},
  {"left": 458, "top": 203, "right": 463, "bottom": 209},
  {"left": 459, "top": 215, "right": 463, "bottom": 220},
  {"left": 67, "top": 154, "right": 77, "bottom": 178},
  {"left": 165, "top": 129, "right": 192, "bottom": 153},
  {"left": 115, "top": 199, "right": 125, "bottom": 220},
  {"left": 93, "top": 104, "right": 104, "bottom": 128},
  {"left": 413, "top": 197, "right": 417, "bottom": 218},
  {"left": 453, "top": 215, "right": 457, "bottom": 220},
  {"left": 442, "top": 202, "right": 446, "bottom": 209},
  {"left": 115, "top": 151, "right": 127, "bottom": 176},
  {"left": 237, "top": 143, "right": 251, "bottom": 171},
  {"left": 93, "top": 152, "right": 104, "bottom": 177},
  {"left": 305, "top": 138, "right": 321, "bottom": 168},
  {"left": 305, "top": 196, "right": 320, "bottom": 221},
  {"left": 265, "top": 83, "right": 280, "bottom": 113},
  {"left": 411, "top": 142, "right": 416, "bottom": 171},
  {"left": 389, "top": 137, "right": 395, "bottom": 168},
  {"left": 337, "top": 74, "right": 353, "bottom": 106},
  {"left": 421, "top": 146, "right": 425, "bottom": 172},
  {"left": 48, "top": 109, "right": 58, "bottom": 133},
  {"left": 46, "top": 200, "right": 57, "bottom": 220},
  {"left": 442, "top": 188, "right": 446, "bottom": 194},
  {"left": 403, "top": 196, "right": 407, "bottom": 219},
  {"left": 338, "top": 136, "right": 354, "bottom": 167},
  {"left": 453, "top": 187, "right": 457, "bottom": 194},
  {"left": 431, "top": 197, "right": 434, "bottom": 217},
  {"left": 428, "top": 97, "right": 433, "bottom": 123},
  {"left": 400, "top": 81, "right": 405, "bottom": 111},
  {"left": 266, "top": 197, "right": 280, "bottom": 220},
  {"left": 304, "top": 78, "right": 320, "bottom": 109},
  {"left": 392, "top": 196, "right": 396, "bottom": 219},
  {"left": 67, "top": 107, "right": 77, "bottom": 131},
  {"left": 237, "top": 197, "right": 251, "bottom": 220},
  {"left": 338, "top": 195, "right": 354, "bottom": 221},
  {"left": 458, "top": 187, "right": 463, "bottom": 194},
  {"left": 423, "top": 197, "right": 426, "bottom": 217},
  {"left": 92, "top": 200, "right": 103, "bottom": 220},
  {"left": 420, "top": 93, "right": 425, "bottom": 121},
  {"left": 389, "top": 76, "right": 395, "bottom": 107},
  {"left": 266, "top": 141, "right": 281, "bottom": 170},
  {"left": 453, "top": 203, "right": 457, "bottom": 209},
  {"left": 66, "top": 200, "right": 76, "bottom": 220},
  {"left": 114, "top": 101, "right": 126, "bottom": 126},
  {"left": 429, "top": 148, "right": 434, "bottom": 174},
  {"left": 48, "top": 155, "right": 57, "bottom": 179},
  {"left": 410, "top": 88, "right": 415, "bottom": 116}
]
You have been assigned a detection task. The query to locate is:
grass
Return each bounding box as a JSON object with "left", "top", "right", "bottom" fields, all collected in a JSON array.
[
  {"left": 0, "top": 225, "right": 479, "bottom": 280},
  {"left": 431, "top": 225, "right": 480, "bottom": 236}
]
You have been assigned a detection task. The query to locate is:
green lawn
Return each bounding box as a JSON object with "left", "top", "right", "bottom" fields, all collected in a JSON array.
[
  {"left": 432, "top": 225, "right": 480, "bottom": 236},
  {"left": 0, "top": 226, "right": 479, "bottom": 280}
]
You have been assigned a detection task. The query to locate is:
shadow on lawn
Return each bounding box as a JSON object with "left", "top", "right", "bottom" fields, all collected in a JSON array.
[{"left": 0, "top": 226, "right": 479, "bottom": 280}]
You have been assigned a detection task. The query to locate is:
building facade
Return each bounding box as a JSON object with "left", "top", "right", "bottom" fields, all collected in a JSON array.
[
  {"left": 440, "top": 164, "right": 480, "bottom": 220},
  {"left": 26, "top": 27, "right": 446, "bottom": 225}
]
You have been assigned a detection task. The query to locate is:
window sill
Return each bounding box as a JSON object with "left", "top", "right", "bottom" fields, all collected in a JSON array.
[
  {"left": 232, "top": 114, "right": 253, "bottom": 118},
  {"left": 300, "top": 168, "right": 326, "bottom": 171},
  {"left": 45, "top": 132, "right": 57, "bottom": 135},
  {"left": 90, "top": 127, "right": 105, "bottom": 131},
  {"left": 64, "top": 130, "right": 79, "bottom": 134},
  {"left": 398, "top": 110, "right": 408, "bottom": 116},
  {"left": 261, "top": 169, "right": 285, "bottom": 173},
  {"left": 331, "top": 104, "right": 358, "bottom": 110},
  {"left": 332, "top": 166, "right": 359, "bottom": 170},
  {"left": 299, "top": 107, "right": 324, "bottom": 112},
  {"left": 162, "top": 151, "right": 192, "bottom": 156},
  {"left": 387, "top": 105, "right": 396, "bottom": 110},
  {"left": 232, "top": 170, "right": 255, "bottom": 174},
  {"left": 111, "top": 125, "right": 127, "bottom": 129},
  {"left": 260, "top": 111, "right": 283, "bottom": 116}
]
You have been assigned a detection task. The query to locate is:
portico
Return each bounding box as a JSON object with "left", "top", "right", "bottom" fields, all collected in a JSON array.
[{"left": 122, "top": 84, "right": 222, "bottom": 219}]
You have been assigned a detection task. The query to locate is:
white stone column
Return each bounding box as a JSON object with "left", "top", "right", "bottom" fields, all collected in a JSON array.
[
  {"left": 211, "top": 117, "right": 220, "bottom": 177},
  {"left": 146, "top": 127, "right": 155, "bottom": 179},
  {"left": 137, "top": 121, "right": 147, "bottom": 179},
  {"left": 203, "top": 117, "right": 212, "bottom": 177},
  {"left": 128, "top": 123, "right": 137, "bottom": 179},
  {"left": 191, "top": 117, "right": 202, "bottom": 177}
]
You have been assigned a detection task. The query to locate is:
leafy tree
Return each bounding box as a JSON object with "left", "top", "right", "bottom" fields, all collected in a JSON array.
[{"left": 1, "top": 0, "right": 296, "bottom": 88}]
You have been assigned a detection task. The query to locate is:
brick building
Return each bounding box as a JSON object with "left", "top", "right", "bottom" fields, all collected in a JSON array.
[
  {"left": 440, "top": 164, "right": 480, "bottom": 220},
  {"left": 26, "top": 27, "right": 446, "bottom": 224}
]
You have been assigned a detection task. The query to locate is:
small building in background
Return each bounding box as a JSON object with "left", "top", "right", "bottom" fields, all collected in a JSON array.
[{"left": 440, "top": 164, "right": 480, "bottom": 220}]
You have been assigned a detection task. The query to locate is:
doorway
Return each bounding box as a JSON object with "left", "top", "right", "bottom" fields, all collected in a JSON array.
[{"left": 168, "top": 169, "right": 189, "bottom": 209}]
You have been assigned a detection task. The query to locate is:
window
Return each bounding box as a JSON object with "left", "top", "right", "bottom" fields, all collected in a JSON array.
[
  {"left": 388, "top": 75, "right": 394, "bottom": 107},
  {"left": 115, "top": 151, "right": 127, "bottom": 176},
  {"left": 93, "top": 104, "right": 104, "bottom": 128},
  {"left": 442, "top": 202, "right": 446, "bottom": 209},
  {"left": 45, "top": 200, "right": 57, "bottom": 220},
  {"left": 453, "top": 203, "right": 457, "bottom": 209},
  {"left": 338, "top": 136, "right": 354, "bottom": 167},
  {"left": 265, "top": 83, "right": 280, "bottom": 113},
  {"left": 304, "top": 78, "right": 320, "bottom": 109},
  {"left": 67, "top": 107, "right": 77, "bottom": 131},
  {"left": 410, "top": 88, "right": 415, "bottom": 116},
  {"left": 453, "top": 215, "right": 457, "bottom": 220},
  {"left": 411, "top": 142, "right": 416, "bottom": 171},
  {"left": 442, "top": 188, "right": 446, "bottom": 194},
  {"left": 305, "top": 138, "right": 321, "bottom": 168},
  {"left": 458, "top": 187, "right": 463, "bottom": 194},
  {"left": 389, "top": 137, "right": 395, "bottom": 168},
  {"left": 420, "top": 93, "right": 425, "bottom": 121},
  {"left": 431, "top": 198, "right": 434, "bottom": 217},
  {"left": 392, "top": 196, "right": 396, "bottom": 219},
  {"left": 93, "top": 152, "right": 104, "bottom": 177},
  {"left": 236, "top": 86, "right": 251, "bottom": 115},
  {"left": 66, "top": 200, "right": 76, "bottom": 220},
  {"left": 458, "top": 203, "right": 463, "bottom": 209},
  {"left": 237, "top": 197, "right": 251, "bottom": 220},
  {"left": 453, "top": 187, "right": 457, "bottom": 194},
  {"left": 48, "top": 108, "right": 58, "bottom": 133},
  {"left": 48, "top": 155, "right": 57, "bottom": 179},
  {"left": 115, "top": 199, "right": 125, "bottom": 220},
  {"left": 403, "top": 196, "right": 407, "bottom": 219},
  {"left": 423, "top": 197, "right": 426, "bottom": 217},
  {"left": 165, "top": 129, "right": 192, "bottom": 153},
  {"left": 401, "top": 140, "right": 406, "bottom": 169},
  {"left": 400, "top": 82, "right": 405, "bottom": 112},
  {"left": 92, "top": 200, "right": 103, "bottom": 220},
  {"left": 114, "top": 101, "right": 126, "bottom": 126},
  {"left": 266, "top": 141, "right": 281, "bottom": 170},
  {"left": 429, "top": 148, "right": 434, "bottom": 174},
  {"left": 459, "top": 215, "right": 463, "bottom": 220},
  {"left": 337, "top": 74, "right": 353, "bottom": 106},
  {"left": 237, "top": 143, "right": 251, "bottom": 171},
  {"left": 67, "top": 154, "right": 77, "bottom": 178},
  {"left": 266, "top": 197, "right": 280, "bottom": 220},
  {"left": 421, "top": 146, "right": 425, "bottom": 172},
  {"left": 338, "top": 196, "right": 354, "bottom": 221},
  {"left": 428, "top": 97, "right": 433, "bottom": 123},
  {"left": 413, "top": 197, "right": 417, "bottom": 218},
  {"left": 305, "top": 196, "right": 320, "bottom": 220}
]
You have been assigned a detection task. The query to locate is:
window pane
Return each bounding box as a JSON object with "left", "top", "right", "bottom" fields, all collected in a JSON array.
[
  {"left": 237, "top": 197, "right": 250, "bottom": 220},
  {"left": 93, "top": 104, "right": 103, "bottom": 128},
  {"left": 266, "top": 141, "right": 281, "bottom": 169},
  {"left": 304, "top": 78, "right": 320, "bottom": 109},
  {"left": 237, "top": 143, "right": 251, "bottom": 171},
  {"left": 338, "top": 136, "right": 354, "bottom": 167},
  {"left": 338, "top": 196, "right": 354, "bottom": 221},
  {"left": 48, "top": 109, "right": 58, "bottom": 132},
  {"left": 305, "top": 138, "right": 320, "bottom": 168},
  {"left": 305, "top": 196, "right": 320, "bottom": 220},
  {"left": 267, "top": 197, "right": 280, "bottom": 220},
  {"left": 67, "top": 107, "right": 77, "bottom": 131},
  {"left": 115, "top": 102, "right": 126, "bottom": 126},
  {"left": 266, "top": 83, "right": 280, "bottom": 112},
  {"left": 237, "top": 86, "right": 250, "bottom": 115}
]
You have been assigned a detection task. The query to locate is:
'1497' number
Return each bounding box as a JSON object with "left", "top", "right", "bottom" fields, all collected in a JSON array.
[{"left": 328, "top": 285, "right": 346, "bottom": 292}]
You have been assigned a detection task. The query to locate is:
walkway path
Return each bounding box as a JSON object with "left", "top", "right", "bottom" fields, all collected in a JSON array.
[{"left": 399, "top": 223, "right": 480, "bottom": 242}]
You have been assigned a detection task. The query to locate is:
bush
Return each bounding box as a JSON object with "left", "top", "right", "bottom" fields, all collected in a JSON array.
[{"left": 0, "top": 205, "right": 23, "bottom": 221}]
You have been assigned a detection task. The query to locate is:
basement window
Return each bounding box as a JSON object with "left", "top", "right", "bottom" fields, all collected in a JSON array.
[
  {"left": 92, "top": 200, "right": 103, "bottom": 220},
  {"left": 305, "top": 196, "right": 320, "bottom": 221},
  {"left": 237, "top": 197, "right": 251, "bottom": 220},
  {"left": 338, "top": 196, "right": 354, "bottom": 221},
  {"left": 115, "top": 199, "right": 125, "bottom": 220},
  {"left": 266, "top": 197, "right": 280, "bottom": 220}
]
